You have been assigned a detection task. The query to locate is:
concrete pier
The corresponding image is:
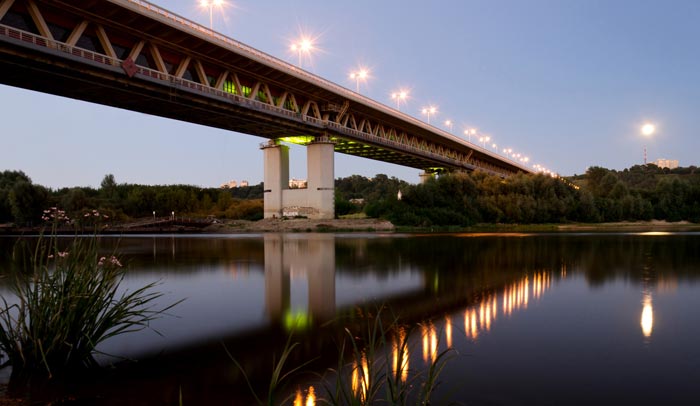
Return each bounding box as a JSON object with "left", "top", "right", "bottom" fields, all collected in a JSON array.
[{"left": 261, "top": 136, "right": 335, "bottom": 219}]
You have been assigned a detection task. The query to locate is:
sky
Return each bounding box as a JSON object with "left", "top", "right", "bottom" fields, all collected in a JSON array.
[{"left": 2, "top": 0, "right": 700, "bottom": 189}]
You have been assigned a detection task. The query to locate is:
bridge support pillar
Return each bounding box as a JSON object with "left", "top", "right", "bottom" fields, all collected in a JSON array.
[
  {"left": 306, "top": 137, "right": 335, "bottom": 219},
  {"left": 261, "top": 136, "right": 335, "bottom": 220},
  {"left": 262, "top": 141, "right": 289, "bottom": 219},
  {"left": 419, "top": 171, "right": 435, "bottom": 184}
]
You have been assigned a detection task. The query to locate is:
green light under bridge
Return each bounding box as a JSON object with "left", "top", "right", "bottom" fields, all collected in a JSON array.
[{"left": 278, "top": 136, "right": 314, "bottom": 145}]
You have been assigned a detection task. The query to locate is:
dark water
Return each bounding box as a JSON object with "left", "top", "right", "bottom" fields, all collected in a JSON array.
[{"left": 1, "top": 232, "right": 700, "bottom": 405}]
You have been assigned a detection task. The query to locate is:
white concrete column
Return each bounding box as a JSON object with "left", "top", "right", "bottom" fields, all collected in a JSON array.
[
  {"left": 306, "top": 137, "right": 335, "bottom": 219},
  {"left": 261, "top": 141, "right": 289, "bottom": 219}
]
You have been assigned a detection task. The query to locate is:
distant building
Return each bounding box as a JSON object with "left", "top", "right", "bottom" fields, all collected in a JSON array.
[
  {"left": 654, "top": 159, "right": 679, "bottom": 169},
  {"left": 220, "top": 180, "right": 238, "bottom": 189},
  {"left": 289, "top": 178, "right": 307, "bottom": 189},
  {"left": 220, "top": 180, "right": 250, "bottom": 188}
]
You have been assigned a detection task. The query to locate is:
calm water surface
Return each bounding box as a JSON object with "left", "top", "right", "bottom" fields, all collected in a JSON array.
[{"left": 1, "top": 232, "right": 699, "bottom": 405}]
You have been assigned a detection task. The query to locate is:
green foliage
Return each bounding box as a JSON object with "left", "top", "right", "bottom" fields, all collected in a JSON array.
[
  {"left": 0, "top": 221, "right": 178, "bottom": 382},
  {"left": 356, "top": 164, "right": 700, "bottom": 226}
]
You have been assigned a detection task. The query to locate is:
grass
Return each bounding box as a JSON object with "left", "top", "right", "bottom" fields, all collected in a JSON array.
[
  {"left": 226, "top": 306, "right": 454, "bottom": 405},
  {"left": 0, "top": 225, "right": 179, "bottom": 383},
  {"left": 322, "top": 307, "right": 455, "bottom": 405}
]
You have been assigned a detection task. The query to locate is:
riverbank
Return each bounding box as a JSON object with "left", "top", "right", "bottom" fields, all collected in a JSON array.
[
  {"left": 3, "top": 219, "right": 699, "bottom": 235},
  {"left": 210, "top": 219, "right": 700, "bottom": 233}
]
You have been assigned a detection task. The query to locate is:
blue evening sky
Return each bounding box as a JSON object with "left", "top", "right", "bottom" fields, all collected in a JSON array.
[{"left": 2, "top": 0, "right": 699, "bottom": 188}]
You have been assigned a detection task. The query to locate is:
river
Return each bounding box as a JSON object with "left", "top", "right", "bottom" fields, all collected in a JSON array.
[{"left": 1, "top": 232, "right": 699, "bottom": 405}]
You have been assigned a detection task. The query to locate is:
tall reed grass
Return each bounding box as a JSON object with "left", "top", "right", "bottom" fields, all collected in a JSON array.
[{"left": 0, "top": 214, "right": 177, "bottom": 382}]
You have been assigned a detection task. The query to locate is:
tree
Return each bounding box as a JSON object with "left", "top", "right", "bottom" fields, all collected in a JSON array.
[
  {"left": 9, "top": 181, "right": 49, "bottom": 226},
  {"left": 100, "top": 174, "right": 117, "bottom": 201}
]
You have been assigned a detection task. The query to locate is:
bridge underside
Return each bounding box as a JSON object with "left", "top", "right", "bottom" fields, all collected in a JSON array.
[
  {"left": 0, "top": 0, "right": 531, "bottom": 177},
  {"left": 0, "top": 39, "right": 456, "bottom": 173}
]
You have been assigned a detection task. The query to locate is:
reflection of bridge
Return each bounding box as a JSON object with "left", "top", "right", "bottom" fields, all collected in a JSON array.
[{"left": 0, "top": 0, "right": 532, "bottom": 219}]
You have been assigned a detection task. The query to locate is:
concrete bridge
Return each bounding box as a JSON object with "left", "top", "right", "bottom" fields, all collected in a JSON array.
[{"left": 0, "top": 0, "right": 533, "bottom": 219}]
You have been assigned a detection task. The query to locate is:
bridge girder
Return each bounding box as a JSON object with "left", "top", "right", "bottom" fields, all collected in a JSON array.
[{"left": 0, "top": 0, "right": 532, "bottom": 176}]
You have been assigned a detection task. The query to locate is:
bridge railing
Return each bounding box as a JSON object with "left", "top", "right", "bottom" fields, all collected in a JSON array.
[{"left": 0, "top": 22, "right": 506, "bottom": 177}]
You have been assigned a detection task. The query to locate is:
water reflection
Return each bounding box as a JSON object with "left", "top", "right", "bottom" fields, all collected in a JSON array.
[
  {"left": 1, "top": 233, "right": 699, "bottom": 405},
  {"left": 641, "top": 293, "right": 653, "bottom": 338}
]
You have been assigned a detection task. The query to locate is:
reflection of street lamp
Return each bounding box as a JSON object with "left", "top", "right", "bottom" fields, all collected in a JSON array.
[
  {"left": 391, "top": 90, "right": 408, "bottom": 110},
  {"left": 421, "top": 106, "right": 437, "bottom": 124},
  {"left": 349, "top": 68, "right": 369, "bottom": 92},
  {"left": 290, "top": 37, "right": 314, "bottom": 68},
  {"left": 641, "top": 123, "right": 655, "bottom": 164},
  {"left": 641, "top": 293, "right": 653, "bottom": 338},
  {"left": 199, "top": 0, "right": 224, "bottom": 30}
]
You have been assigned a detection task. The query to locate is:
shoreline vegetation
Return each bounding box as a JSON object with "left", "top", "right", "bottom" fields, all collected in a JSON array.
[{"left": 1, "top": 163, "right": 699, "bottom": 234}]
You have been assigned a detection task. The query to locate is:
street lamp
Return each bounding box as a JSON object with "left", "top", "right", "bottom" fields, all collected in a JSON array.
[
  {"left": 421, "top": 106, "right": 437, "bottom": 124},
  {"left": 464, "top": 128, "right": 477, "bottom": 143},
  {"left": 391, "top": 90, "right": 408, "bottom": 110},
  {"left": 479, "top": 135, "right": 490, "bottom": 148},
  {"left": 641, "top": 123, "right": 655, "bottom": 164},
  {"left": 290, "top": 37, "right": 314, "bottom": 68},
  {"left": 199, "top": 0, "right": 224, "bottom": 30},
  {"left": 349, "top": 68, "right": 369, "bottom": 92},
  {"left": 444, "top": 120, "right": 453, "bottom": 132}
]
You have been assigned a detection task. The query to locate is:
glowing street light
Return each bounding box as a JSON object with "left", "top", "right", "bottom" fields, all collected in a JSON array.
[
  {"left": 641, "top": 122, "right": 656, "bottom": 164},
  {"left": 199, "top": 0, "right": 224, "bottom": 30},
  {"left": 464, "top": 128, "right": 477, "bottom": 143},
  {"left": 391, "top": 90, "right": 408, "bottom": 110},
  {"left": 421, "top": 106, "right": 437, "bottom": 124},
  {"left": 444, "top": 120, "right": 453, "bottom": 132},
  {"left": 290, "top": 37, "right": 315, "bottom": 68},
  {"left": 479, "top": 135, "right": 490, "bottom": 148},
  {"left": 349, "top": 68, "right": 370, "bottom": 93}
]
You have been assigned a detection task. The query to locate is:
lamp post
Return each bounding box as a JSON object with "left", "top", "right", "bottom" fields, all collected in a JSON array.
[
  {"left": 421, "top": 106, "right": 437, "bottom": 124},
  {"left": 349, "top": 68, "right": 369, "bottom": 92},
  {"left": 641, "top": 123, "right": 655, "bottom": 164},
  {"left": 290, "top": 37, "right": 314, "bottom": 68},
  {"left": 464, "top": 128, "right": 476, "bottom": 143},
  {"left": 199, "top": 0, "right": 224, "bottom": 30},
  {"left": 391, "top": 90, "right": 408, "bottom": 110},
  {"left": 444, "top": 120, "right": 453, "bottom": 132},
  {"left": 479, "top": 136, "right": 490, "bottom": 148}
]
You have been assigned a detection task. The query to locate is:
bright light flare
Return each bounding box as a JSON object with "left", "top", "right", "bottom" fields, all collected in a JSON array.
[
  {"left": 641, "top": 123, "right": 656, "bottom": 137},
  {"left": 391, "top": 89, "right": 409, "bottom": 110},
  {"left": 349, "top": 67, "right": 371, "bottom": 92},
  {"left": 290, "top": 36, "right": 317, "bottom": 68}
]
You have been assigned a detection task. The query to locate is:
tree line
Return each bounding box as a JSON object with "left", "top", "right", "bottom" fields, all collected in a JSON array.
[
  {"left": 335, "top": 164, "right": 700, "bottom": 226},
  {"left": 2, "top": 163, "right": 699, "bottom": 227},
  {"left": 0, "top": 171, "right": 263, "bottom": 226}
]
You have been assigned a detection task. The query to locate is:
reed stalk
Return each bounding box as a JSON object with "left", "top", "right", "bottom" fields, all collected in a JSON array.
[{"left": 0, "top": 226, "right": 177, "bottom": 383}]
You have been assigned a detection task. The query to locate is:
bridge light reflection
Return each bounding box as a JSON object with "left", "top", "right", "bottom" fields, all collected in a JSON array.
[
  {"left": 393, "top": 327, "right": 410, "bottom": 382},
  {"left": 351, "top": 352, "right": 370, "bottom": 401},
  {"left": 464, "top": 271, "right": 558, "bottom": 341},
  {"left": 293, "top": 386, "right": 316, "bottom": 406},
  {"left": 641, "top": 293, "right": 653, "bottom": 338}
]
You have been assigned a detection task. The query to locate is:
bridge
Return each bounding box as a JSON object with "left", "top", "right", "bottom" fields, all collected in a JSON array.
[{"left": 0, "top": 0, "right": 533, "bottom": 219}]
